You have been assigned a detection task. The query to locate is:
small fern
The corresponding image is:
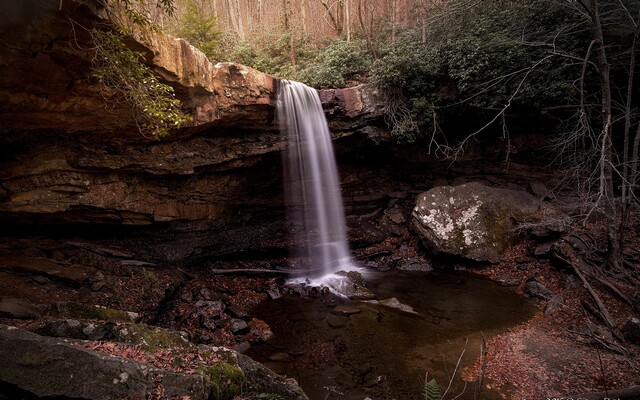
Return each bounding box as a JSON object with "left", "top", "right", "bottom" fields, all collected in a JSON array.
[{"left": 424, "top": 376, "right": 442, "bottom": 400}]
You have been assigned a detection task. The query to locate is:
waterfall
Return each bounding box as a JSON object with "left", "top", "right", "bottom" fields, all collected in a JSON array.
[{"left": 278, "top": 80, "right": 359, "bottom": 283}]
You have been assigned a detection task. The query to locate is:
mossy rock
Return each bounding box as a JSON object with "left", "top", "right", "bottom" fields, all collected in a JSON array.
[
  {"left": 199, "top": 362, "right": 245, "bottom": 400},
  {"left": 411, "top": 182, "right": 565, "bottom": 263},
  {"left": 49, "top": 302, "right": 133, "bottom": 322},
  {"left": 116, "top": 323, "right": 190, "bottom": 351}
]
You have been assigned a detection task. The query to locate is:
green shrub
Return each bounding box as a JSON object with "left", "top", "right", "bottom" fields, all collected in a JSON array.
[{"left": 90, "top": 29, "right": 189, "bottom": 139}]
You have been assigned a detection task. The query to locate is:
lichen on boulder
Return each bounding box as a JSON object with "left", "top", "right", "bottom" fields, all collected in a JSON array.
[{"left": 411, "top": 182, "right": 565, "bottom": 263}]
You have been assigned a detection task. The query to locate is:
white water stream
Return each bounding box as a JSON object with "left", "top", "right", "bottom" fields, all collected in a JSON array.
[{"left": 278, "top": 80, "right": 360, "bottom": 286}]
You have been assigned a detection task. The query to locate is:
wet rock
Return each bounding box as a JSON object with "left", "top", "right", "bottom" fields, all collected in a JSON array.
[
  {"left": 229, "top": 319, "right": 250, "bottom": 335},
  {"left": 622, "top": 317, "right": 640, "bottom": 345},
  {"left": 323, "top": 271, "right": 375, "bottom": 300},
  {"left": 377, "top": 298, "right": 418, "bottom": 314},
  {"left": 332, "top": 305, "right": 362, "bottom": 316},
  {"left": 524, "top": 280, "right": 553, "bottom": 300},
  {"left": 326, "top": 314, "right": 348, "bottom": 329},
  {"left": 411, "top": 182, "right": 566, "bottom": 263}
]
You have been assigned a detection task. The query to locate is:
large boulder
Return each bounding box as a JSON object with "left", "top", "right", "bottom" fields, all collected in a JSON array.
[
  {"left": 411, "top": 182, "right": 564, "bottom": 263},
  {"left": 0, "top": 325, "right": 210, "bottom": 399},
  {"left": 0, "top": 324, "right": 309, "bottom": 400}
]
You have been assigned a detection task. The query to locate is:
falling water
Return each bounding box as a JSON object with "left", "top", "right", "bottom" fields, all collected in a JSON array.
[{"left": 278, "top": 80, "right": 360, "bottom": 284}]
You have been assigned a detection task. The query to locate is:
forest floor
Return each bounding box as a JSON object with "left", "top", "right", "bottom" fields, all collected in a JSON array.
[{"left": 463, "top": 223, "right": 640, "bottom": 400}]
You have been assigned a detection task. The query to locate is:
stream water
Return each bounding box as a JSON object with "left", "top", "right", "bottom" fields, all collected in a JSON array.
[{"left": 248, "top": 270, "right": 536, "bottom": 400}]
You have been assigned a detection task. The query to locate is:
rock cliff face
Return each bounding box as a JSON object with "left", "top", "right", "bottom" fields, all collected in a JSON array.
[{"left": 0, "top": 0, "right": 385, "bottom": 266}]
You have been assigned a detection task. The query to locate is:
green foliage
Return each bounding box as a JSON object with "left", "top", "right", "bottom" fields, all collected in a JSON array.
[
  {"left": 170, "top": 0, "right": 221, "bottom": 60},
  {"left": 371, "top": 0, "right": 584, "bottom": 143},
  {"left": 90, "top": 29, "right": 189, "bottom": 139},
  {"left": 223, "top": 31, "right": 313, "bottom": 81},
  {"left": 112, "top": 0, "right": 176, "bottom": 29},
  {"left": 424, "top": 377, "right": 442, "bottom": 400},
  {"left": 297, "top": 39, "right": 372, "bottom": 88}
]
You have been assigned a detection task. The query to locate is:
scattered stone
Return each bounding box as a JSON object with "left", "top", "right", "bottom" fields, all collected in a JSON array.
[
  {"left": 524, "top": 280, "right": 553, "bottom": 300},
  {"left": 266, "top": 286, "right": 282, "bottom": 300},
  {"left": 395, "top": 257, "right": 433, "bottom": 272},
  {"left": 0, "top": 297, "right": 45, "bottom": 319},
  {"left": 332, "top": 305, "right": 361, "bottom": 316},
  {"left": 380, "top": 203, "right": 406, "bottom": 236},
  {"left": 622, "top": 317, "right": 640, "bottom": 345},
  {"left": 181, "top": 290, "right": 194, "bottom": 302},
  {"left": 225, "top": 305, "right": 250, "bottom": 320},
  {"left": 91, "top": 280, "right": 106, "bottom": 291},
  {"left": 229, "top": 319, "right": 249, "bottom": 335},
  {"left": 268, "top": 352, "right": 291, "bottom": 363},
  {"left": 497, "top": 277, "right": 521, "bottom": 286},
  {"left": 126, "top": 311, "right": 140, "bottom": 322},
  {"left": 326, "top": 314, "right": 348, "bottom": 329},
  {"left": 32, "top": 275, "right": 49, "bottom": 285},
  {"left": 363, "top": 375, "right": 384, "bottom": 388},
  {"left": 234, "top": 341, "right": 251, "bottom": 354},
  {"left": 195, "top": 300, "right": 225, "bottom": 316},
  {"left": 528, "top": 181, "right": 549, "bottom": 198},
  {"left": 199, "top": 288, "right": 212, "bottom": 300},
  {"left": 534, "top": 243, "right": 552, "bottom": 257},
  {"left": 544, "top": 295, "right": 564, "bottom": 315},
  {"left": 565, "top": 235, "right": 588, "bottom": 252}
]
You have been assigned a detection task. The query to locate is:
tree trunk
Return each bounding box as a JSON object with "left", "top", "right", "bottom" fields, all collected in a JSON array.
[
  {"left": 619, "top": 22, "right": 639, "bottom": 252},
  {"left": 391, "top": 0, "right": 397, "bottom": 48},
  {"left": 300, "top": 0, "right": 307, "bottom": 34},
  {"left": 588, "top": 0, "right": 620, "bottom": 268},
  {"left": 283, "top": 0, "right": 296, "bottom": 66},
  {"left": 345, "top": 0, "right": 351, "bottom": 42}
]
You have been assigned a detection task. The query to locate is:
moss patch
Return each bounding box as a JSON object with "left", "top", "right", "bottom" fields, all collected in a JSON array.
[
  {"left": 50, "top": 303, "right": 132, "bottom": 322},
  {"left": 199, "top": 362, "right": 246, "bottom": 400},
  {"left": 117, "top": 323, "right": 189, "bottom": 351}
]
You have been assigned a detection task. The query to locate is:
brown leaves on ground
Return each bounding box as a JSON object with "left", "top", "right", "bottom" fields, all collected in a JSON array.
[
  {"left": 78, "top": 340, "right": 220, "bottom": 374},
  {"left": 463, "top": 221, "right": 640, "bottom": 400}
]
